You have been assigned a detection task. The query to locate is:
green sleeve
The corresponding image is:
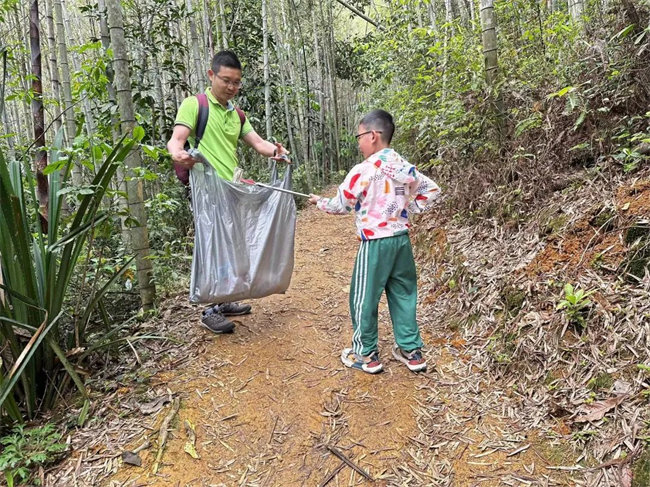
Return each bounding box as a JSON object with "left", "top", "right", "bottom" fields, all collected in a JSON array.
[
  {"left": 240, "top": 116, "right": 253, "bottom": 138},
  {"left": 175, "top": 96, "right": 199, "bottom": 133}
]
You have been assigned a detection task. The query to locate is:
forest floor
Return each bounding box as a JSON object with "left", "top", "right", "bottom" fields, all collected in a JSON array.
[{"left": 44, "top": 202, "right": 606, "bottom": 487}]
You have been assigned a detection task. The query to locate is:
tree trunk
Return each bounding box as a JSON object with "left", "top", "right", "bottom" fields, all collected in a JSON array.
[
  {"left": 269, "top": 3, "right": 302, "bottom": 181},
  {"left": 106, "top": 0, "right": 157, "bottom": 310},
  {"left": 480, "top": 0, "right": 497, "bottom": 86},
  {"left": 281, "top": 0, "right": 310, "bottom": 180},
  {"left": 262, "top": 0, "right": 272, "bottom": 139},
  {"left": 428, "top": 0, "right": 437, "bottom": 30},
  {"left": 326, "top": 2, "right": 340, "bottom": 172},
  {"left": 44, "top": 0, "right": 62, "bottom": 134},
  {"left": 62, "top": 0, "right": 96, "bottom": 141},
  {"left": 218, "top": 0, "right": 228, "bottom": 48},
  {"left": 187, "top": 0, "right": 204, "bottom": 90},
  {"left": 53, "top": 0, "right": 79, "bottom": 183},
  {"left": 312, "top": 7, "right": 326, "bottom": 176},
  {"left": 97, "top": 0, "right": 120, "bottom": 139},
  {"left": 203, "top": 0, "right": 215, "bottom": 59},
  {"left": 2, "top": 109, "right": 16, "bottom": 161},
  {"left": 15, "top": 5, "right": 35, "bottom": 138},
  {"left": 288, "top": 0, "right": 311, "bottom": 176},
  {"left": 479, "top": 0, "right": 504, "bottom": 136},
  {"left": 569, "top": 0, "right": 584, "bottom": 21},
  {"left": 30, "top": 0, "right": 49, "bottom": 219}
]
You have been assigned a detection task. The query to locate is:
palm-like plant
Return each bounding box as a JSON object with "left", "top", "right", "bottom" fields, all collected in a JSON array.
[{"left": 0, "top": 137, "right": 135, "bottom": 422}]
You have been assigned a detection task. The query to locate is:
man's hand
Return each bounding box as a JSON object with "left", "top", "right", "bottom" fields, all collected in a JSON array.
[
  {"left": 167, "top": 125, "right": 196, "bottom": 168},
  {"left": 170, "top": 149, "right": 197, "bottom": 169},
  {"left": 271, "top": 142, "right": 291, "bottom": 163},
  {"left": 308, "top": 194, "right": 321, "bottom": 205}
]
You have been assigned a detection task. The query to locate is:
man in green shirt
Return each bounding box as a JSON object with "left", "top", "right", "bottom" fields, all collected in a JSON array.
[{"left": 167, "top": 50, "right": 289, "bottom": 333}]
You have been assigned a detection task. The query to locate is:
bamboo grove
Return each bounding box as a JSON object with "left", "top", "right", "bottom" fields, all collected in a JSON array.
[{"left": 1, "top": 0, "right": 649, "bottom": 424}]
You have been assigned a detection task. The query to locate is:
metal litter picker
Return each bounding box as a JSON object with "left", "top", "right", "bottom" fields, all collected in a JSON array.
[{"left": 239, "top": 178, "right": 310, "bottom": 198}]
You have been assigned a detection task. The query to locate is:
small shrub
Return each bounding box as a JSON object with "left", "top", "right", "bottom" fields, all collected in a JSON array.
[
  {"left": 0, "top": 424, "right": 67, "bottom": 486},
  {"left": 556, "top": 283, "right": 594, "bottom": 328}
]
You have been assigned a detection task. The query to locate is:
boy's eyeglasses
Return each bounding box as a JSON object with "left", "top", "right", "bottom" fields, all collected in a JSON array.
[
  {"left": 215, "top": 74, "right": 243, "bottom": 89},
  {"left": 355, "top": 130, "right": 382, "bottom": 140}
]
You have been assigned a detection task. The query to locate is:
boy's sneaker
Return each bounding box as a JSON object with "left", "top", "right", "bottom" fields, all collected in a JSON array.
[
  {"left": 200, "top": 312, "right": 235, "bottom": 334},
  {"left": 340, "top": 348, "right": 383, "bottom": 374},
  {"left": 213, "top": 302, "right": 252, "bottom": 316},
  {"left": 392, "top": 344, "right": 427, "bottom": 372}
]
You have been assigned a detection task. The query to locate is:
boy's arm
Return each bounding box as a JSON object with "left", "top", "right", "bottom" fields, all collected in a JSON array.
[
  {"left": 313, "top": 166, "right": 364, "bottom": 214},
  {"left": 407, "top": 169, "right": 442, "bottom": 213}
]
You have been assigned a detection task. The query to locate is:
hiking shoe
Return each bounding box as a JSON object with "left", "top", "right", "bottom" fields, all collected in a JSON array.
[
  {"left": 340, "top": 348, "right": 383, "bottom": 374},
  {"left": 392, "top": 344, "right": 427, "bottom": 372},
  {"left": 200, "top": 312, "right": 235, "bottom": 334},
  {"left": 213, "top": 302, "right": 252, "bottom": 316}
]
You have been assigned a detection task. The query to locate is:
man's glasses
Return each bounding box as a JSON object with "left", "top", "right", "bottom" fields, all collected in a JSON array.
[
  {"left": 215, "top": 74, "right": 243, "bottom": 89},
  {"left": 355, "top": 130, "right": 382, "bottom": 140}
]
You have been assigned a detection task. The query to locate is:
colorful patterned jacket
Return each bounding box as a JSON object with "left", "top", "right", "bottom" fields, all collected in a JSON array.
[{"left": 317, "top": 148, "right": 441, "bottom": 240}]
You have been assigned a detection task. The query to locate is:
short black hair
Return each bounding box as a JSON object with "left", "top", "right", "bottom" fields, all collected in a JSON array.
[
  {"left": 359, "top": 109, "right": 395, "bottom": 144},
  {"left": 211, "top": 50, "right": 242, "bottom": 73}
]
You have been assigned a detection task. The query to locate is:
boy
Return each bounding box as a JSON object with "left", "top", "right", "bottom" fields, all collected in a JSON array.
[{"left": 308, "top": 110, "right": 441, "bottom": 374}]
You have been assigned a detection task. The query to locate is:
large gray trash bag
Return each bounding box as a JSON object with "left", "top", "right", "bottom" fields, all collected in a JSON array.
[{"left": 189, "top": 162, "right": 296, "bottom": 303}]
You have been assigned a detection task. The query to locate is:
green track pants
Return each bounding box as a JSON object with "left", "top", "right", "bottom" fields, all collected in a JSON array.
[{"left": 349, "top": 232, "right": 423, "bottom": 356}]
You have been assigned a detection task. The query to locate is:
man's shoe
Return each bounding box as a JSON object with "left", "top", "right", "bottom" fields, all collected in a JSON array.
[
  {"left": 391, "top": 344, "right": 427, "bottom": 372},
  {"left": 200, "top": 312, "right": 235, "bottom": 334},
  {"left": 340, "top": 348, "right": 383, "bottom": 374},
  {"left": 214, "top": 302, "right": 252, "bottom": 316}
]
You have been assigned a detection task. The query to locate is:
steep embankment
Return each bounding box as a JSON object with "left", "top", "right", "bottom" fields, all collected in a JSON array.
[{"left": 414, "top": 164, "right": 650, "bottom": 486}]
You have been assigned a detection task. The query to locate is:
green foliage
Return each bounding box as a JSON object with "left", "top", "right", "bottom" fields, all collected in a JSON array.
[
  {"left": 632, "top": 446, "right": 650, "bottom": 487},
  {"left": 587, "top": 372, "right": 613, "bottom": 391},
  {"left": 0, "top": 138, "right": 135, "bottom": 422},
  {"left": 556, "top": 283, "right": 594, "bottom": 328},
  {"left": 0, "top": 424, "right": 66, "bottom": 486}
]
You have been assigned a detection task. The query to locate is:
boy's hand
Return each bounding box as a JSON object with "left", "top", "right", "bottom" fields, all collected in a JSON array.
[{"left": 308, "top": 194, "right": 321, "bottom": 205}]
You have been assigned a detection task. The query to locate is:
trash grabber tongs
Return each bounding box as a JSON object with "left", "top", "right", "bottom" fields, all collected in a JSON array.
[{"left": 239, "top": 178, "right": 310, "bottom": 198}]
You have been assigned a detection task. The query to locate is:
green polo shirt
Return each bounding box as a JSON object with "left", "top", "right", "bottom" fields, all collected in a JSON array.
[{"left": 174, "top": 88, "right": 253, "bottom": 180}]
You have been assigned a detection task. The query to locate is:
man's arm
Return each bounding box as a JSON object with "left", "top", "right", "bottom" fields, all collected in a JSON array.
[
  {"left": 167, "top": 125, "right": 196, "bottom": 168},
  {"left": 242, "top": 130, "right": 288, "bottom": 160}
]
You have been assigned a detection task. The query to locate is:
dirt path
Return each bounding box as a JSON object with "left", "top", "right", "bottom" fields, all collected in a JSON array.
[{"left": 103, "top": 206, "right": 575, "bottom": 487}]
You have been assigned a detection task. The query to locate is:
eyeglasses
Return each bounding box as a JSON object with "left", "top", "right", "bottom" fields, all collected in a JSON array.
[
  {"left": 215, "top": 74, "right": 243, "bottom": 89},
  {"left": 355, "top": 130, "right": 382, "bottom": 140}
]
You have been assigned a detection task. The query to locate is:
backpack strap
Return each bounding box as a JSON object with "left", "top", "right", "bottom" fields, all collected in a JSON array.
[
  {"left": 235, "top": 106, "right": 246, "bottom": 135},
  {"left": 194, "top": 93, "right": 209, "bottom": 148}
]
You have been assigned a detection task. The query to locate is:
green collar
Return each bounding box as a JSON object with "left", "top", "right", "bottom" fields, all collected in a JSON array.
[{"left": 205, "top": 88, "right": 234, "bottom": 111}]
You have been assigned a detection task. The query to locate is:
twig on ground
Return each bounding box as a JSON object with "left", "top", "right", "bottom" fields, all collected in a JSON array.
[
  {"left": 326, "top": 445, "right": 373, "bottom": 481},
  {"left": 152, "top": 397, "right": 180, "bottom": 474},
  {"left": 318, "top": 461, "right": 346, "bottom": 487}
]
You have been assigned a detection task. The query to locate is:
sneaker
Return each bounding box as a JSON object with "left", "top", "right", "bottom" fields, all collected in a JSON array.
[
  {"left": 340, "top": 348, "right": 383, "bottom": 374},
  {"left": 200, "top": 312, "right": 235, "bottom": 334},
  {"left": 391, "top": 344, "right": 427, "bottom": 372},
  {"left": 213, "top": 302, "right": 252, "bottom": 316}
]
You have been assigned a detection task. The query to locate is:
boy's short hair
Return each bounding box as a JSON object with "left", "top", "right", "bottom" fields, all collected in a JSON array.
[
  {"left": 360, "top": 109, "right": 395, "bottom": 144},
  {"left": 211, "top": 50, "right": 242, "bottom": 73}
]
